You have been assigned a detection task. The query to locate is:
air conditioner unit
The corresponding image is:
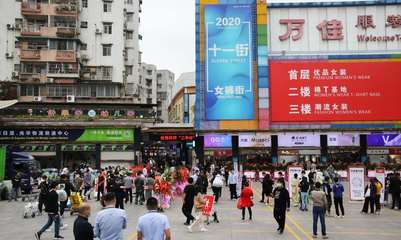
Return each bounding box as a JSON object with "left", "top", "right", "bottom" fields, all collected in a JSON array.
[
  {"left": 6, "top": 24, "right": 15, "bottom": 31},
  {"left": 95, "top": 29, "right": 102, "bottom": 35},
  {"left": 81, "top": 54, "right": 89, "bottom": 61},
  {"left": 33, "top": 96, "right": 42, "bottom": 102},
  {"left": 66, "top": 95, "right": 75, "bottom": 103},
  {"left": 12, "top": 71, "right": 19, "bottom": 77},
  {"left": 5, "top": 52, "right": 13, "bottom": 59}
]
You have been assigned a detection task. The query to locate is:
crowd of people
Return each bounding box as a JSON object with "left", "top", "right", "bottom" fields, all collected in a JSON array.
[{"left": 4, "top": 161, "right": 400, "bottom": 240}]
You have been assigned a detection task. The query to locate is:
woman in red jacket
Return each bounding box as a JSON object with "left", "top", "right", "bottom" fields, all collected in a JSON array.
[{"left": 238, "top": 181, "right": 253, "bottom": 221}]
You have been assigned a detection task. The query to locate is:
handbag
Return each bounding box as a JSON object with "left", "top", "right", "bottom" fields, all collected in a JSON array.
[{"left": 236, "top": 198, "right": 243, "bottom": 209}]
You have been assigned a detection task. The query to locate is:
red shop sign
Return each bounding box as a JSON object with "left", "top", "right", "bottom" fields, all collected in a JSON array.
[{"left": 270, "top": 60, "right": 401, "bottom": 122}]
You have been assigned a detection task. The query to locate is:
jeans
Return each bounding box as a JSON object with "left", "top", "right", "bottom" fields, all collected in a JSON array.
[
  {"left": 273, "top": 208, "right": 286, "bottom": 231},
  {"left": 135, "top": 189, "right": 145, "bottom": 204},
  {"left": 182, "top": 203, "right": 195, "bottom": 224},
  {"left": 391, "top": 192, "right": 400, "bottom": 209},
  {"left": 300, "top": 192, "right": 308, "bottom": 210},
  {"left": 325, "top": 195, "right": 332, "bottom": 214},
  {"left": 38, "top": 194, "right": 46, "bottom": 213},
  {"left": 334, "top": 197, "right": 345, "bottom": 216},
  {"left": 375, "top": 195, "right": 381, "bottom": 212},
  {"left": 362, "top": 197, "right": 375, "bottom": 213},
  {"left": 241, "top": 207, "right": 252, "bottom": 220},
  {"left": 313, "top": 206, "right": 326, "bottom": 236},
  {"left": 9, "top": 187, "right": 19, "bottom": 201},
  {"left": 38, "top": 213, "right": 60, "bottom": 237},
  {"left": 97, "top": 185, "right": 104, "bottom": 201},
  {"left": 115, "top": 191, "right": 125, "bottom": 209},
  {"left": 125, "top": 188, "right": 133, "bottom": 203},
  {"left": 59, "top": 200, "right": 67, "bottom": 216},
  {"left": 229, "top": 184, "right": 237, "bottom": 199},
  {"left": 83, "top": 186, "right": 91, "bottom": 200}
]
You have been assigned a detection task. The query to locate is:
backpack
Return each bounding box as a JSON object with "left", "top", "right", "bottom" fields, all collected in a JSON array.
[{"left": 212, "top": 176, "right": 223, "bottom": 188}]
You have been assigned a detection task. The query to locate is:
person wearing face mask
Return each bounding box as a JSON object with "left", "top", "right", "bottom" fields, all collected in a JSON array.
[
  {"left": 73, "top": 203, "right": 94, "bottom": 240},
  {"left": 272, "top": 179, "right": 290, "bottom": 234}
]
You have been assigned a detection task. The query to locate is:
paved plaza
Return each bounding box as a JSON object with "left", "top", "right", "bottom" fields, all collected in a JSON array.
[{"left": 0, "top": 184, "right": 400, "bottom": 240}]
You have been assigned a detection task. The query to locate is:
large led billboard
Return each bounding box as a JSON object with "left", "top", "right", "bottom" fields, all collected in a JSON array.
[
  {"left": 204, "top": 4, "right": 254, "bottom": 120},
  {"left": 270, "top": 60, "right": 401, "bottom": 122}
]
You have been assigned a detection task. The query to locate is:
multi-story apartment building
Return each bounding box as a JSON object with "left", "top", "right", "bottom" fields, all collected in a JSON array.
[
  {"left": 138, "top": 63, "right": 157, "bottom": 105},
  {"left": 0, "top": 0, "right": 142, "bottom": 103},
  {"left": 169, "top": 72, "right": 195, "bottom": 124},
  {"left": 156, "top": 70, "right": 174, "bottom": 123}
]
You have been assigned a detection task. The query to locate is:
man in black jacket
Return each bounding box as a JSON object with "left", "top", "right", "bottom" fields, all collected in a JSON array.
[
  {"left": 389, "top": 173, "right": 401, "bottom": 210},
  {"left": 273, "top": 178, "right": 290, "bottom": 234},
  {"left": 35, "top": 182, "right": 63, "bottom": 240},
  {"left": 38, "top": 175, "right": 49, "bottom": 215},
  {"left": 73, "top": 203, "right": 94, "bottom": 240}
]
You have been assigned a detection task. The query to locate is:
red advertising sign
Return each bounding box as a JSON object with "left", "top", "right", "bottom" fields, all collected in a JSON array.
[
  {"left": 202, "top": 195, "right": 215, "bottom": 216},
  {"left": 270, "top": 60, "right": 401, "bottom": 122}
]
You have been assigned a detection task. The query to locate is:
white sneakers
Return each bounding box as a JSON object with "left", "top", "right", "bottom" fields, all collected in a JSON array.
[{"left": 187, "top": 226, "right": 208, "bottom": 232}]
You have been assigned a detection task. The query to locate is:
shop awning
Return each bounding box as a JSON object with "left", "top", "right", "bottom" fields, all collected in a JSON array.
[{"left": 0, "top": 100, "right": 18, "bottom": 110}]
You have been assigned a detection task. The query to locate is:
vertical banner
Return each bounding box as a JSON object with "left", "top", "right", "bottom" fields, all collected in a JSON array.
[
  {"left": 375, "top": 168, "right": 385, "bottom": 204},
  {"left": 287, "top": 166, "right": 303, "bottom": 198},
  {"left": 202, "top": 195, "right": 215, "bottom": 216},
  {"left": 348, "top": 167, "right": 365, "bottom": 201},
  {"left": 0, "top": 147, "right": 5, "bottom": 181},
  {"left": 204, "top": 4, "right": 254, "bottom": 120}
]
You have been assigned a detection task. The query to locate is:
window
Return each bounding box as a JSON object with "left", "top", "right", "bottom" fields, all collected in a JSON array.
[
  {"left": 103, "top": 22, "right": 112, "bottom": 34},
  {"left": 103, "top": 2, "right": 112, "bottom": 12},
  {"left": 147, "top": 89, "right": 152, "bottom": 94},
  {"left": 14, "top": 64, "right": 20, "bottom": 72},
  {"left": 125, "top": 66, "right": 133, "bottom": 75},
  {"left": 49, "top": 40, "right": 74, "bottom": 50},
  {"left": 82, "top": 0, "right": 88, "bottom": 8},
  {"left": 126, "top": 13, "right": 134, "bottom": 21},
  {"left": 80, "top": 21, "right": 88, "bottom": 28},
  {"left": 105, "top": 85, "right": 116, "bottom": 97},
  {"left": 147, "top": 69, "right": 152, "bottom": 75},
  {"left": 147, "top": 98, "right": 152, "bottom": 104},
  {"left": 47, "top": 86, "right": 73, "bottom": 97},
  {"left": 126, "top": 31, "right": 133, "bottom": 40},
  {"left": 76, "top": 85, "right": 91, "bottom": 97},
  {"left": 15, "top": 18, "right": 23, "bottom": 29},
  {"left": 80, "top": 43, "right": 87, "bottom": 51},
  {"left": 102, "top": 44, "right": 112, "bottom": 56},
  {"left": 20, "top": 85, "right": 39, "bottom": 96},
  {"left": 102, "top": 66, "right": 113, "bottom": 79}
]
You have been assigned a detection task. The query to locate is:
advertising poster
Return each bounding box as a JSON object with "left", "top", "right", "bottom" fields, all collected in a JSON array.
[
  {"left": 204, "top": 134, "right": 232, "bottom": 148},
  {"left": 375, "top": 168, "right": 385, "bottom": 204},
  {"left": 239, "top": 133, "right": 271, "bottom": 148},
  {"left": 204, "top": 4, "right": 254, "bottom": 120},
  {"left": 278, "top": 133, "right": 320, "bottom": 147},
  {"left": 327, "top": 133, "right": 360, "bottom": 146},
  {"left": 367, "top": 133, "right": 401, "bottom": 147},
  {"left": 270, "top": 60, "right": 401, "bottom": 122},
  {"left": 288, "top": 166, "right": 303, "bottom": 198},
  {"left": 202, "top": 195, "right": 215, "bottom": 216},
  {"left": 348, "top": 167, "right": 365, "bottom": 201}
]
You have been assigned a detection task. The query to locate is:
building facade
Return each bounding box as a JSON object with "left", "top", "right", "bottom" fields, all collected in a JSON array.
[
  {"left": 169, "top": 72, "right": 195, "bottom": 124},
  {"left": 0, "top": 0, "right": 142, "bottom": 103},
  {"left": 156, "top": 70, "right": 174, "bottom": 123},
  {"left": 195, "top": 0, "right": 401, "bottom": 166}
]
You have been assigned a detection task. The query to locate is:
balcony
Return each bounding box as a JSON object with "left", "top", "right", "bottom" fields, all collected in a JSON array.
[
  {"left": 56, "top": 27, "right": 77, "bottom": 37},
  {"left": 56, "top": 50, "right": 76, "bottom": 61},
  {"left": 55, "top": 4, "right": 78, "bottom": 16},
  {"left": 21, "top": 25, "right": 59, "bottom": 37},
  {"left": 21, "top": 2, "right": 42, "bottom": 15},
  {"left": 20, "top": 50, "right": 41, "bottom": 60}
]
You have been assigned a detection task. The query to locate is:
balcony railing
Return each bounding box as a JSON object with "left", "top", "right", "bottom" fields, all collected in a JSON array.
[
  {"left": 56, "top": 27, "right": 76, "bottom": 37},
  {"left": 21, "top": 25, "right": 43, "bottom": 36},
  {"left": 55, "top": 4, "right": 77, "bottom": 15},
  {"left": 21, "top": 2, "right": 42, "bottom": 15},
  {"left": 56, "top": 50, "right": 76, "bottom": 61},
  {"left": 20, "top": 50, "right": 41, "bottom": 60}
]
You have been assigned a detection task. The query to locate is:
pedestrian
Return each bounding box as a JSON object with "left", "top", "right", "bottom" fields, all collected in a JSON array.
[
  {"left": 182, "top": 177, "right": 196, "bottom": 226},
  {"left": 9, "top": 172, "right": 21, "bottom": 201},
  {"left": 361, "top": 178, "right": 376, "bottom": 214},
  {"left": 137, "top": 197, "right": 172, "bottom": 240},
  {"left": 114, "top": 174, "right": 125, "bottom": 209},
  {"left": 261, "top": 173, "right": 274, "bottom": 204},
  {"left": 35, "top": 181, "right": 63, "bottom": 240},
  {"left": 195, "top": 170, "right": 208, "bottom": 194},
  {"left": 57, "top": 183, "right": 68, "bottom": 230},
  {"left": 38, "top": 175, "right": 49, "bottom": 215},
  {"left": 134, "top": 172, "right": 145, "bottom": 205},
  {"left": 228, "top": 169, "right": 238, "bottom": 200},
  {"left": 83, "top": 170, "right": 92, "bottom": 200},
  {"left": 74, "top": 174, "right": 84, "bottom": 196},
  {"left": 389, "top": 173, "right": 401, "bottom": 210},
  {"left": 188, "top": 188, "right": 208, "bottom": 232},
  {"left": 311, "top": 182, "right": 328, "bottom": 239},
  {"left": 144, "top": 174, "right": 155, "bottom": 201},
  {"left": 374, "top": 177, "right": 383, "bottom": 215},
  {"left": 291, "top": 173, "right": 300, "bottom": 207},
  {"left": 211, "top": 172, "right": 224, "bottom": 203},
  {"left": 95, "top": 192, "right": 127, "bottom": 240},
  {"left": 299, "top": 176, "right": 309, "bottom": 211},
  {"left": 96, "top": 170, "right": 106, "bottom": 201},
  {"left": 73, "top": 203, "right": 94, "bottom": 240},
  {"left": 224, "top": 168, "right": 229, "bottom": 186},
  {"left": 332, "top": 177, "right": 345, "bottom": 218},
  {"left": 238, "top": 181, "right": 254, "bottom": 221},
  {"left": 60, "top": 174, "right": 75, "bottom": 217},
  {"left": 322, "top": 176, "right": 332, "bottom": 216},
  {"left": 124, "top": 173, "right": 134, "bottom": 204},
  {"left": 272, "top": 179, "right": 290, "bottom": 234}
]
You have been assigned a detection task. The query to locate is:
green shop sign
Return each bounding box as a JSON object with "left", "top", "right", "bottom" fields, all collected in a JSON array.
[{"left": 76, "top": 128, "right": 134, "bottom": 142}]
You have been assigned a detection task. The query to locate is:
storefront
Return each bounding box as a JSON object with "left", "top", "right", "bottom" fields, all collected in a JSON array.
[
  {"left": 327, "top": 133, "right": 361, "bottom": 163},
  {"left": 203, "top": 134, "right": 233, "bottom": 166},
  {"left": 367, "top": 133, "right": 401, "bottom": 163},
  {"left": 277, "top": 133, "right": 321, "bottom": 165},
  {"left": 0, "top": 128, "right": 137, "bottom": 169},
  {"left": 238, "top": 133, "right": 272, "bottom": 169}
]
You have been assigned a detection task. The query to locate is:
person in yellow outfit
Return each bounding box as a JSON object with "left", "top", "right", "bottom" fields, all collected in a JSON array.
[
  {"left": 374, "top": 178, "right": 383, "bottom": 215},
  {"left": 291, "top": 173, "right": 300, "bottom": 207}
]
